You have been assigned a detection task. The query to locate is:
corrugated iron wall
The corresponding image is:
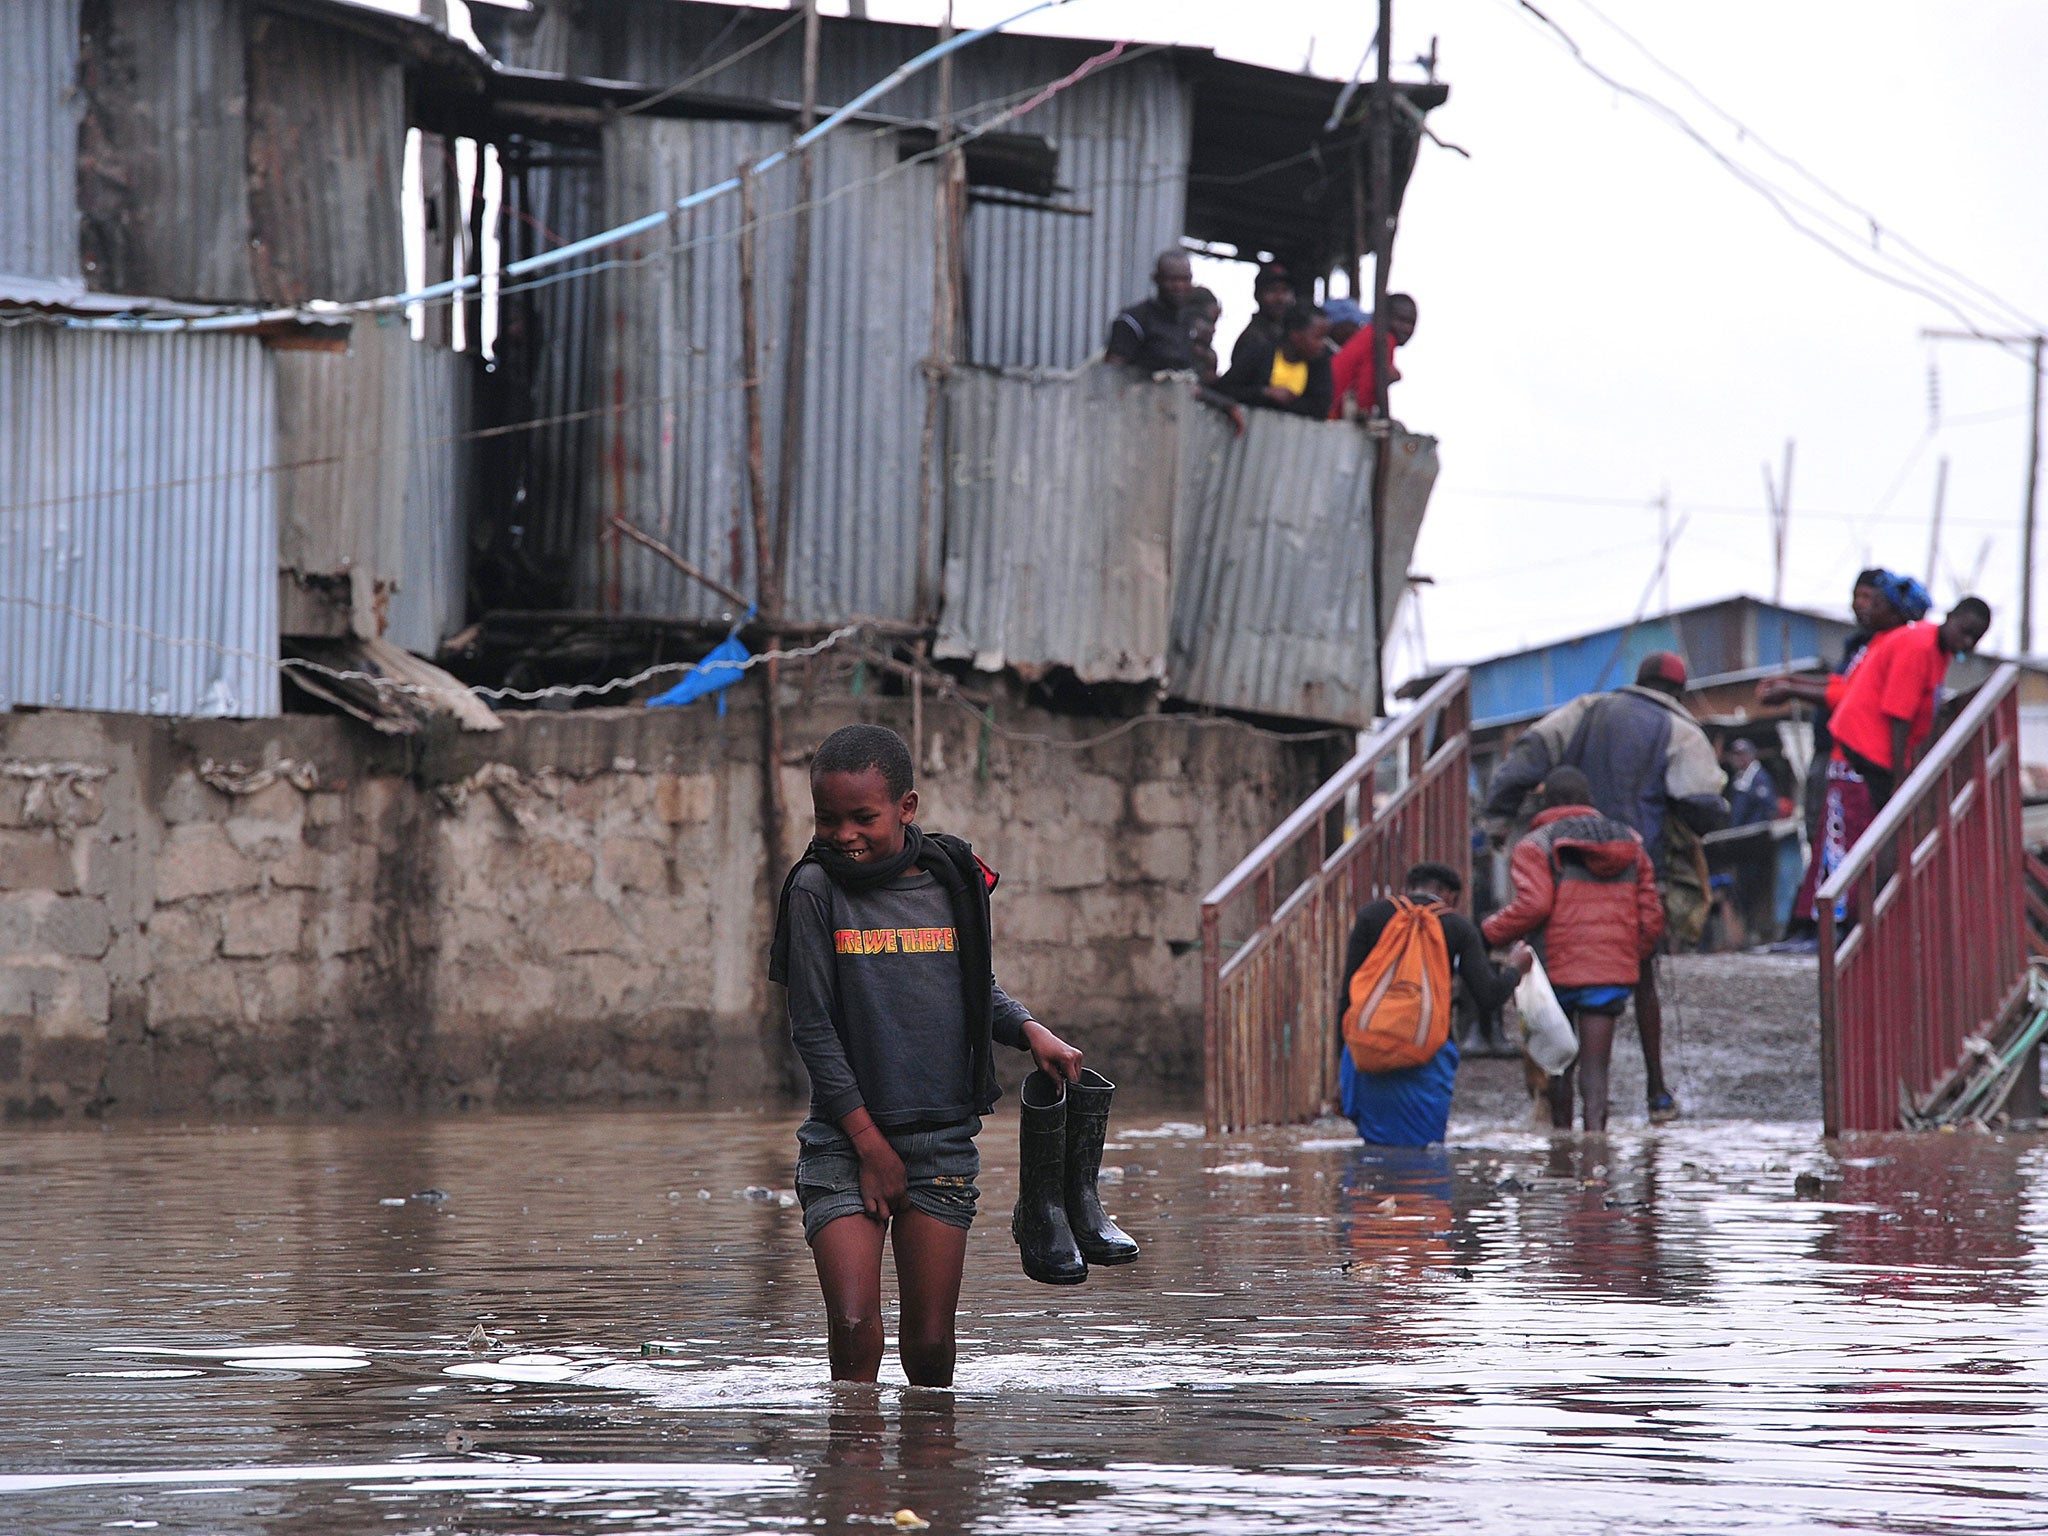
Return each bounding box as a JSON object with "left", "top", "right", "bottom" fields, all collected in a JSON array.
[
  {"left": 0, "top": 329, "right": 279, "bottom": 718},
  {"left": 244, "top": 7, "right": 408, "bottom": 305},
  {"left": 386, "top": 342, "right": 473, "bottom": 657},
  {"left": 275, "top": 323, "right": 411, "bottom": 636},
  {"left": 595, "top": 117, "right": 937, "bottom": 622},
  {"left": 937, "top": 367, "right": 1185, "bottom": 683},
  {"left": 7, "top": 0, "right": 80, "bottom": 281},
  {"left": 502, "top": 141, "right": 607, "bottom": 575},
  {"left": 1168, "top": 416, "right": 1438, "bottom": 728},
  {"left": 77, "top": 0, "right": 254, "bottom": 302},
  {"left": 961, "top": 62, "right": 1190, "bottom": 369},
  {"left": 485, "top": 4, "right": 1191, "bottom": 369}
]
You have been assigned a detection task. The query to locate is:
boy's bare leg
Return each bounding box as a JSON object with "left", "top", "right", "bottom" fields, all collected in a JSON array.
[
  {"left": 1636, "top": 956, "right": 1668, "bottom": 1101},
  {"left": 812, "top": 1214, "right": 888, "bottom": 1381},
  {"left": 1578, "top": 1013, "right": 1616, "bottom": 1133},
  {"left": 1546, "top": 1065, "right": 1575, "bottom": 1129},
  {"left": 891, "top": 1210, "right": 969, "bottom": 1388}
]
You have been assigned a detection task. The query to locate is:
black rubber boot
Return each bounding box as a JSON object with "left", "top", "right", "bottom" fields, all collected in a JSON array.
[
  {"left": 1011, "top": 1070, "right": 1088, "bottom": 1286},
  {"left": 1064, "top": 1069, "right": 1140, "bottom": 1266}
]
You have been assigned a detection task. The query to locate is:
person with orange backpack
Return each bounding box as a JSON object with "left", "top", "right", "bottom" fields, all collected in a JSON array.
[
  {"left": 1338, "top": 862, "right": 1531, "bottom": 1146},
  {"left": 1481, "top": 767, "right": 1664, "bottom": 1133}
]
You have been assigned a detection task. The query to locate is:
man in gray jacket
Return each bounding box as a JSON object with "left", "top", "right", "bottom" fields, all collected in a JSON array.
[{"left": 1482, "top": 651, "right": 1728, "bottom": 1122}]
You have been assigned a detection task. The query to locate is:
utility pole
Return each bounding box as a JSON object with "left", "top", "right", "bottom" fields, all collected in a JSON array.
[
  {"left": 1922, "top": 329, "right": 2045, "bottom": 653},
  {"left": 1762, "top": 439, "right": 1794, "bottom": 605},
  {"left": 1926, "top": 454, "right": 1949, "bottom": 590},
  {"left": 1365, "top": 0, "right": 1394, "bottom": 718}
]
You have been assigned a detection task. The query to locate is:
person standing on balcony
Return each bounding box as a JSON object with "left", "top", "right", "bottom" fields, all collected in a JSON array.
[
  {"left": 1104, "top": 250, "right": 1198, "bottom": 374},
  {"left": 1219, "top": 304, "right": 1334, "bottom": 418},
  {"left": 1482, "top": 768, "right": 1664, "bottom": 1133},
  {"left": 1824, "top": 596, "right": 1992, "bottom": 811},
  {"left": 1482, "top": 652, "right": 1728, "bottom": 1124},
  {"left": 1328, "top": 293, "right": 1419, "bottom": 420},
  {"left": 1336, "top": 863, "right": 1530, "bottom": 1147},
  {"left": 1758, "top": 569, "right": 1918, "bottom": 942},
  {"left": 1227, "top": 261, "right": 1296, "bottom": 373}
]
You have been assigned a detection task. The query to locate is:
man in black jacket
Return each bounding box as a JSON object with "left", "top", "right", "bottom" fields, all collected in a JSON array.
[
  {"left": 1104, "top": 250, "right": 1197, "bottom": 373},
  {"left": 1219, "top": 304, "right": 1333, "bottom": 418}
]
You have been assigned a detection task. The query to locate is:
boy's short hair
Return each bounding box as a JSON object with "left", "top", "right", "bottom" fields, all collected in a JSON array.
[
  {"left": 1540, "top": 765, "right": 1595, "bottom": 809},
  {"left": 1403, "top": 861, "right": 1462, "bottom": 898},
  {"left": 812, "top": 723, "right": 914, "bottom": 799}
]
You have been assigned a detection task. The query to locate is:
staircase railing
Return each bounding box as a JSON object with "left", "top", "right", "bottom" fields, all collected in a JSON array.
[
  {"left": 1200, "top": 669, "right": 1471, "bottom": 1133},
  {"left": 1818, "top": 662, "right": 2028, "bottom": 1135}
]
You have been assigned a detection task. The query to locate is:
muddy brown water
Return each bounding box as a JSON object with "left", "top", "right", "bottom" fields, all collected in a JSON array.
[{"left": 6, "top": 1083, "right": 2048, "bottom": 1535}]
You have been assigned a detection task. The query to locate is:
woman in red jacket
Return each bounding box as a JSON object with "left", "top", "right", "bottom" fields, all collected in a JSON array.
[{"left": 1483, "top": 767, "right": 1665, "bottom": 1132}]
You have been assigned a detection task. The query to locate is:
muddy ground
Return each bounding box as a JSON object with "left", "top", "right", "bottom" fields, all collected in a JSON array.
[{"left": 1451, "top": 952, "right": 1825, "bottom": 1130}]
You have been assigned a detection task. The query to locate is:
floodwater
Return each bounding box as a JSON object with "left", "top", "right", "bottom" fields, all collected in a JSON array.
[{"left": 5, "top": 1104, "right": 2048, "bottom": 1534}]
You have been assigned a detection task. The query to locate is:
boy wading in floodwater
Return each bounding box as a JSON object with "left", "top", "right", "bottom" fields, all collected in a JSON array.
[
  {"left": 768, "top": 725, "right": 1085, "bottom": 1386},
  {"left": 1483, "top": 767, "right": 1664, "bottom": 1132}
]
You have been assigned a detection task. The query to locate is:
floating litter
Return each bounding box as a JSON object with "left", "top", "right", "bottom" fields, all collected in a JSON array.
[
  {"left": 1204, "top": 1162, "right": 1290, "bottom": 1177},
  {"left": 1120, "top": 1122, "right": 1204, "bottom": 1140},
  {"left": 378, "top": 1197, "right": 407, "bottom": 1207},
  {"left": 893, "top": 1510, "right": 929, "bottom": 1529}
]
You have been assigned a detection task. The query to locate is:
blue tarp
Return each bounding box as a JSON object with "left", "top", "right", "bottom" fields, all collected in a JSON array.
[{"left": 645, "top": 634, "right": 751, "bottom": 710}]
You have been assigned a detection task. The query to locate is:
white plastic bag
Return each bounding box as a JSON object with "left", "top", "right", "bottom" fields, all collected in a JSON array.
[{"left": 1514, "top": 951, "right": 1579, "bottom": 1075}]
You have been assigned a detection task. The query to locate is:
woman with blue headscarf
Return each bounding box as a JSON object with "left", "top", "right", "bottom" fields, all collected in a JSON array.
[{"left": 1757, "top": 570, "right": 1917, "bottom": 940}]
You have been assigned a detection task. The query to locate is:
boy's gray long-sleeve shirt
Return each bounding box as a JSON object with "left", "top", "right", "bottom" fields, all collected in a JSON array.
[{"left": 783, "top": 863, "right": 1033, "bottom": 1127}]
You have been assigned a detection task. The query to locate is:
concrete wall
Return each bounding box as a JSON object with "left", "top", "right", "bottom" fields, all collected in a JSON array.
[{"left": 0, "top": 685, "right": 1337, "bottom": 1119}]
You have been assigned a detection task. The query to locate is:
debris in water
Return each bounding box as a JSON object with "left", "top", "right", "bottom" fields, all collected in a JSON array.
[
  {"left": 1097, "top": 1165, "right": 1125, "bottom": 1186},
  {"left": 1204, "top": 1162, "right": 1290, "bottom": 1177},
  {"left": 1793, "top": 1171, "right": 1842, "bottom": 1200},
  {"left": 893, "top": 1510, "right": 930, "bottom": 1529},
  {"left": 640, "top": 1340, "right": 689, "bottom": 1357},
  {"left": 463, "top": 1324, "right": 500, "bottom": 1353},
  {"left": 1494, "top": 1175, "right": 1526, "bottom": 1193},
  {"left": 377, "top": 1197, "right": 406, "bottom": 1207},
  {"left": 411, "top": 1189, "right": 449, "bottom": 1204}
]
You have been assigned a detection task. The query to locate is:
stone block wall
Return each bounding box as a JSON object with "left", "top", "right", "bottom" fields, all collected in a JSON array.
[{"left": 0, "top": 682, "right": 1340, "bottom": 1118}]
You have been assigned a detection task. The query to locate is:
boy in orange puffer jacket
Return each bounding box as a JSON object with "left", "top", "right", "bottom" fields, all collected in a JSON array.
[{"left": 1483, "top": 766, "right": 1664, "bottom": 1132}]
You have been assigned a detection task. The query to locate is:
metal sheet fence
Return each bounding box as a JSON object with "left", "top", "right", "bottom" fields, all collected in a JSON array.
[
  {"left": 1169, "top": 412, "right": 1437, "bottom": 727},
  {"left": 386, "top": 342, "right": 473, "bottom": 656},
  {"left": 595, "top": 117, "right": 938, "bottom": 622},
  {"left": 0, "top": 329, "right": 279, "bottom": 718},
  {"left": 6, "top": 0, "right": 79, "bottom": 281},
  {"left": 1818, "top": 664, "right": 2029, "bottom": 1134},
  {"left": 937, "top": 366, "right": 1186, "bottom": 682},
  {"left": 1201, "top": 669, "right": 1472, "bottom": 1131},
  {"left": 933, "top": 368, "right": 1435, "bottom": 722}
]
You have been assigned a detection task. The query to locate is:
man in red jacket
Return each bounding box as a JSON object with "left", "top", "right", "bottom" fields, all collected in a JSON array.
[{"left": 1483, "top": 767, "right": 1664, "bottom": 1133}]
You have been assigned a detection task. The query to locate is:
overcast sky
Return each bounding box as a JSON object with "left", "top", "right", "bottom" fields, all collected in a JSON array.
[
  {"left": 444, "top": 0, "right": 2048, "bottom": 684},
  {"left": 854, "top": 0, "right": 2048, "bottom": 684}
]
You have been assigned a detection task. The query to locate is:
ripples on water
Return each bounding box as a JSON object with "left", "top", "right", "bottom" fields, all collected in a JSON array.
[{"left": 3, "top": 1107, "right": 2046, "bottom": 1533}]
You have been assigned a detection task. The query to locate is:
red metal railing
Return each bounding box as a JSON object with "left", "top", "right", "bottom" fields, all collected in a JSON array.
[
  {"left": 1818, "top": 663, "right": 2029, "bottom": 1135},
  {"left": 1200, "top": 669, "right": 1471, "bottom": 1133}
]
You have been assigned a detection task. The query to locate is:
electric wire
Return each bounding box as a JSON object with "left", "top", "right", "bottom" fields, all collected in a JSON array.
[{"left": 1503, "top": 0, "right": 2040, "bottom": 357}]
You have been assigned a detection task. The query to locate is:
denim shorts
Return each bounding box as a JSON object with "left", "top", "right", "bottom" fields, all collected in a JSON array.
[{"left": 794, "top": 1115, "right": 981, "bottom": 1244}]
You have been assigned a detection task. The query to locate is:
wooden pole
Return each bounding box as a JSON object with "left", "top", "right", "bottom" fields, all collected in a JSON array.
[
  {"left": 1926, "top": 454, "right": 1949, "bottom": 589},
  {"left": 740, "top": 169, "right": 790, "bottom": 894},
  {"left": 1365, "top": 0, "right": 1394, "bottom": 718},
  {"left": 914, "top": 0, "right": 959, "bottom": 625},
  {"left": 772, "top": 0, "right": 820, "bottom": 624},
  {"left": 2025, "top": 334, "right": 2042, "bottom": 652}
]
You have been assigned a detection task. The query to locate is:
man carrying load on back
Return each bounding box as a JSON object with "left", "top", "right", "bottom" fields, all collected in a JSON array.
[{"left": 1338, "top": 862, "right": 1531, "bottom": 1147}]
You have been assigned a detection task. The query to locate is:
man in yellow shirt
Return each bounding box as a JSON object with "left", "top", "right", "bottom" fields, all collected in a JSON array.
[{"left": 1219, "top": 304, "right": 1333, "bottom": 418}]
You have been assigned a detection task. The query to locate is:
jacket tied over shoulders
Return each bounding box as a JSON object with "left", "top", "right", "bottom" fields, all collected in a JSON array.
[{"left": 1482, "top": 684, "right": 1729, "bottom": 851}]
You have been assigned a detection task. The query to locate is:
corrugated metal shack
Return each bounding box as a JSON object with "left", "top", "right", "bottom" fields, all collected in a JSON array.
[
  {"left": 458, "top": 0, "right": 1448, "bottom": 725},
  {"left": 4, "top": 0, "right": 485, "bottom": 717},
  {"left": 5, "top": 0, "right": 1449, "bottom": 731}
]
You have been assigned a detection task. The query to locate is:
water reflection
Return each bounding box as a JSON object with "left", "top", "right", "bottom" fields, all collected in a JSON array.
[{"left": 2, "top": 1109, "right": 2047, "bottom": 1532}]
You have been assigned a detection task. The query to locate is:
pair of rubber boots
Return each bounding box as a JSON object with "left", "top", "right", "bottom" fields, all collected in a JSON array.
[{"left": 1011, "top": 1068, "right": 1139, "bottom": 1284}]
